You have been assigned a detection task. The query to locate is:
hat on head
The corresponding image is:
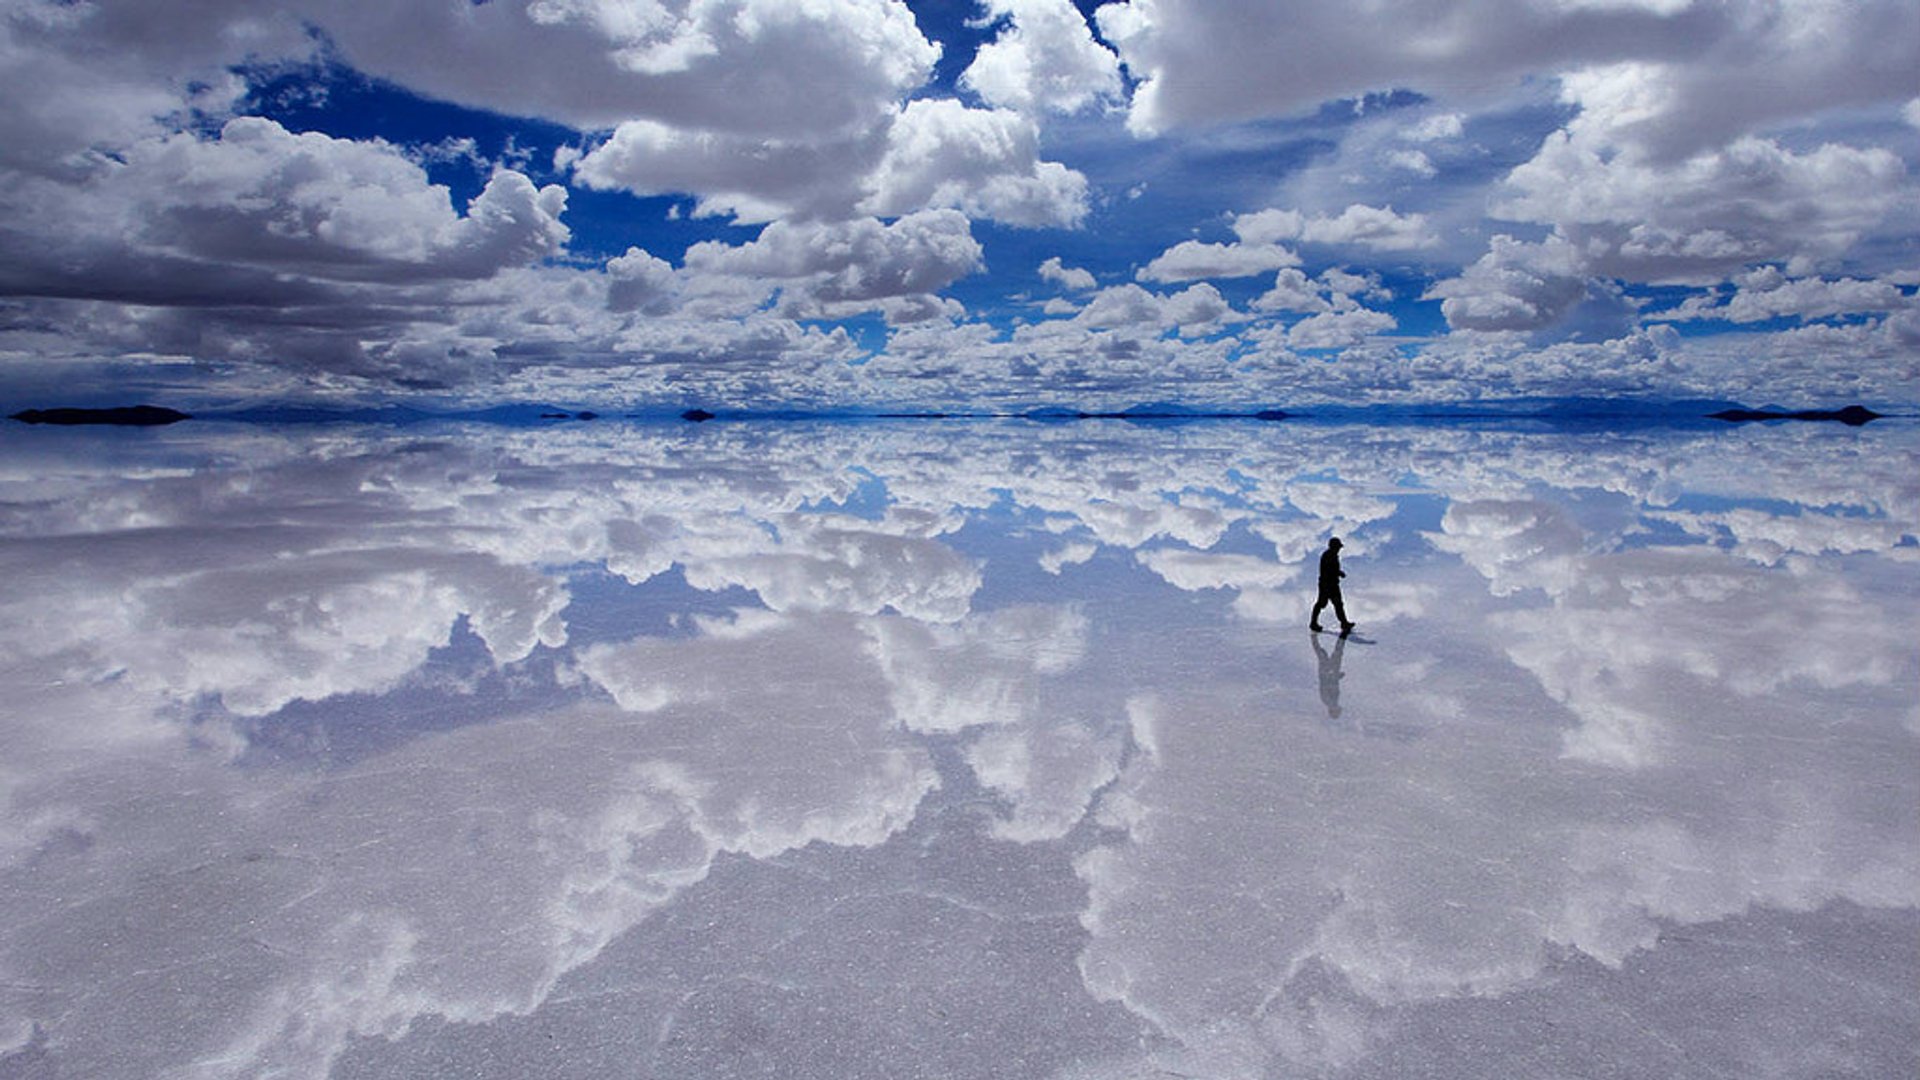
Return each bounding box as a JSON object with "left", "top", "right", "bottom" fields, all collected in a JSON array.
[{"left": 1328, "top": 537, "right": 1343, "bottom": 547}]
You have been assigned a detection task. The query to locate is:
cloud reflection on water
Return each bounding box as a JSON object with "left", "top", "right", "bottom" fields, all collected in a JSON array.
[{"left": 0, "top": 418, "right": 1914, "bottom": 1077}]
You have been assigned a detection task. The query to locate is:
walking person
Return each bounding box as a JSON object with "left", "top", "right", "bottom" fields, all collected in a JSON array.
[{"left": 1310, "top": 536, "right": 1355, "bottom": 635}]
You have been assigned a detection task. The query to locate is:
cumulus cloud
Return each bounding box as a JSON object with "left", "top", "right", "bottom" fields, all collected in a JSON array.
[
  {"left": 572, "top": 98, "right": 1091, "bottom": 227},
  {"left": 683, "top": 210, "right": 985, "bottom": 319},
  {"left": 1425, "top": 234, "right": 1594, "bottom": 333},
  {"left": 1095, "top": 0, "right": 1920, "bottom": 149},
  {"left": 1160, "top": 282, "right": 1243, "bottom": 336},
  {"left": 1651, "top": 266, "right": 1913, "bottom": 324},
  {"left": 1093, "top": 0, "right": 1708, "bottom": 136},
  {"left": 1499, "top": 127, "right": 1908, "bottom": 283},
  {"left": 318, "top": 0, "right": 941, "bottom": 138},
  {"left": 1039, "top": 255, "right": 1098, "bottom": 291},
  {"left": 0, "top": 110, "right": 598, "bottom": 387},
  {"left": 961, "top": 0, "right": 1123, "bottom": 115},
  {"left": 567, "top": 117, "right": 885, "bottom": 223},
  {"left": 1140, "top": 204, "right": 1433, "bottom": 283},
  {"left": 1032, "top": 281, "right": 1243, "bottom": 339},
  {"left": 1, "top": 0, "right": 1105, "bottom": 401},
  {"left": 1286, "top": 306, "right": 1398, "bottom": 350},
  {"left": 1253, "top": 269, "right": 1332, "bottom": 314},
  {"left": 858, "top": 99, "right": 1091, "bottom": 227},
  {"left": 3, "top": 0, "right": 1917, "bottom": 408},
  {"left": 1295, "top": 204, "right": 1437, "bottom": 251},
  {"left": 604, "top": 247, "right": 680, "bottom": 315},
  {"left": 2, "top": 117, "right": 568, "bottom": 298},
  {"left": 1137, "top": 236, "right": 1300, "bottom": 283}
]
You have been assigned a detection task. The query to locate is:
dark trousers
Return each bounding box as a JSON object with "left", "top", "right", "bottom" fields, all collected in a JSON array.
[{"left": 1311, "top": 586, "right": 1348, "bottom": 627}]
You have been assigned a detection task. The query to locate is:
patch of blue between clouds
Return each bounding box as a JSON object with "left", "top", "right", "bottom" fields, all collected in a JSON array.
[{"left": 238, "top": 53, "right": 757, "bottom": 264}]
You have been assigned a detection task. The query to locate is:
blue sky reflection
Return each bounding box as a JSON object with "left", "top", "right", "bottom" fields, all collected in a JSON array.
[{"left": 0, "top": 418, "right": 1915, "bottom": 1077}]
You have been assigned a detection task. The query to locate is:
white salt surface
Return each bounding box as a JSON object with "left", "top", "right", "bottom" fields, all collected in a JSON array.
[{"left": 0, "top": 418, "right": 1914, "bottom": 1078}]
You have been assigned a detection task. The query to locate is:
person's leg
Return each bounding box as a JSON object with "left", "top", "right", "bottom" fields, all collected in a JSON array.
[
  {"left": 1331, "top": 589, "right": 1351, "bottom": 628},
  {"left": 1310, "top": 592, "right": 1328, "bottom": 628}
]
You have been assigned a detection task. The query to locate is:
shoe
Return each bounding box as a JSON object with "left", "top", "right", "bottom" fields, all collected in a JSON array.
[
  {"left": 1339, "top": 621, "right": 1356, "bottom": 633},
  {"left": 1309, "top": 623, "right": 1324, "bottom": 632}
]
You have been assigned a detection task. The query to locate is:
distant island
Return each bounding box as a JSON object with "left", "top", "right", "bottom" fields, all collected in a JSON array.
[
  {"left": 9, "top": 406, "right": 190, "bottom": 426},
  {"left": 6, "top": 400, "right": 1896, "bottom": 429},
  {"left": 1709, "top": 405, "right": 1881, "bottom": 426},
  {"left": 1022, "top": 405, "right": 1291, "bottom": 422}
]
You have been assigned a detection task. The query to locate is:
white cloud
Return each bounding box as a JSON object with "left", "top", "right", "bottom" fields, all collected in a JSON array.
[
  {"left": 1039, "top": 255, "right": 1098, "bottom": 291},
  {"left": 1070, "top": 282, "right": 1172, "bottom": 328},
  {"left": 1425, "top": 234, "right": 1594, "bottom": 333},
  {"left": 31, "top": 117, "right": 570, "bottom": 287},
  {"left": 961, "top": 0, "right": 1123, "bottom": 115},
  {"left": 3, "top": 0, "right": 1916, "bottom": 409},
  {"left": 1038, "top": 281, "right": 1242, "bottom": 338},
  {"left": 1500, "top": 127, "right": 1908, "bottom": 283},
  {"left": 604, "top": 247, "right": 680, "bottom": 315},
  {"left": 573, "top": 98, "right": 1090, "bottom": 228},
  {"left": 1653, "top": 266, "right": 1913, "bottom": 324},
  {"left": 1230, "top": 209, "right": 1305, "bottom": 246},
  {"left": 568, "top": 118, "right": 883, "bottom": 223},
  {"left": 858, "top": 99, "right": 1091, "bottom": 227},
  {"left": 683, "top": 210, "right": 985, "bottom": 317},
  {"left": 1386, "top": 148, "right": 1438, "bottom": 177},
  {"left": 1407, "top": 112, "right": 1466, "bottom": 142},
  {"left": 1287, "top": 307, "right": 1398, "bottom": 350},
  {"left": 1094, "top": 0, "right": 1698, "bottom": 136},
  {"left": 1145, "top": 206, "right": 1433, "bottom": 281},
  {"left": 1137, "top": 238, "right": 1299, "bottom": 282},
  {"left": 1297, "top": 204, "right": 1436, "bottom": 251},
  {"left": 318, "top": 0, "right": 941, "bottom": 138},
  {"left": 1095, "top": 0, "right": 1920, "bottom": 150},
  {"left": 1161, "top": 282, "right": 1243, "bottom": 336},
  {"left": 1253, "top": 269, "right": 1332, "bottom": 314}
]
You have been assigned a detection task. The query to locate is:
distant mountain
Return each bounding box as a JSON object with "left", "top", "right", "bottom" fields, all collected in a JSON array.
[
  {"left": 209, "top": 403, "right": 434, "bottom": 424},
  {"left": 57, "top": 396, "right": 1891, "bottom": 430},
  {"left": 1019, "top": 402, "right": 1291, "bottom": 421},
  {"left": 1709, "top": 405, "right": 1881, "bottom": 426},
  {"left": 10, "top": 405, "right": 190, "bottom": 425},
  {"left": 1297, "top": 396, "right": 1745, "bottom": 420}
]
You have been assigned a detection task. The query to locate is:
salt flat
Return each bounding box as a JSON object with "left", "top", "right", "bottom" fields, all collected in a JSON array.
[{"left": 1, "top": 418, "right": 1914, "bottom": 1078}]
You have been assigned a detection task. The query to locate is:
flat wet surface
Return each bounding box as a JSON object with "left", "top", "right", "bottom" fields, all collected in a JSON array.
[{"left": 1, "top": 418, "right": 1915, "bottom": 1078}]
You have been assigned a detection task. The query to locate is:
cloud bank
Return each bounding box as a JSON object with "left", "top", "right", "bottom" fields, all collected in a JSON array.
[{"left": 0, "top": 0, "right": 1915, "bottom": 406}]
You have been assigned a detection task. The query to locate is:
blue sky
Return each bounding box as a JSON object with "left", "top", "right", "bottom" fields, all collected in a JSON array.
[{"left": 1, "top": 0, "right": 1917, "bottom": 411}]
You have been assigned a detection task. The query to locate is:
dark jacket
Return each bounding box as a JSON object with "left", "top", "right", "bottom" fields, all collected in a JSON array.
[{"left": 1318, "top": 547, "right": 1344, "bottom": 590}]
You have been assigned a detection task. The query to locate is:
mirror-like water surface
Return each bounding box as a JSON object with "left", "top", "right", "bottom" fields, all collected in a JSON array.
[{"left": 2, "top": 419, "right": 1916, "bottom": 1078}]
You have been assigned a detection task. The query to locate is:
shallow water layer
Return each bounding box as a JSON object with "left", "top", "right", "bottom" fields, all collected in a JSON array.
[{"left": 1, "top": 418, "right": 1916, "bottom": 1078}]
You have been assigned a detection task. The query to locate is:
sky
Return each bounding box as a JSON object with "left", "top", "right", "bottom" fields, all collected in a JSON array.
[{"left": 1, "top": 0, "right": 1917, "bottom": 411}]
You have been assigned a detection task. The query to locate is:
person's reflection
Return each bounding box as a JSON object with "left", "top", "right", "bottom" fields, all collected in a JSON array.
[{"left": 1311, "top": 628, "right": 1347, "bottom": 723}]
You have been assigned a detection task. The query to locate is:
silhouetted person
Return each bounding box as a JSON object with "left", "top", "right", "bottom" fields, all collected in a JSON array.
[
  {"left": 1310, "top": 537, "right": 1355, "bottom": 634},
  {"left": 1311, "top": 628, "right": 1346, "bottom": 720}
]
